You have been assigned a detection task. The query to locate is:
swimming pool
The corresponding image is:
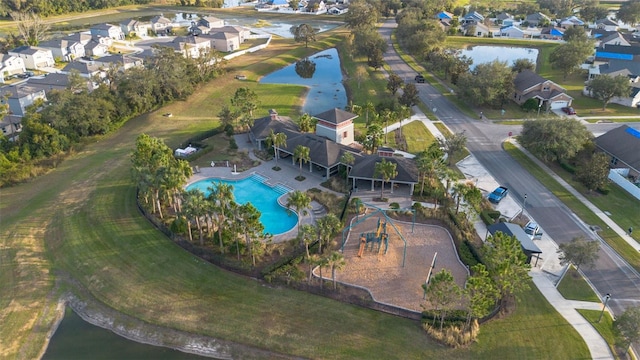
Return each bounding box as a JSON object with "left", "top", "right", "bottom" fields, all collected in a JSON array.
[{"left": 186, "top": 174, "right": 297, "bottom": 235}]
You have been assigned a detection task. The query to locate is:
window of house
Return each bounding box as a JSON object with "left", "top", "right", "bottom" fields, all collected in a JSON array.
[
  {"left": 611, "top": 157, "right": 618, "bottom": 165},
  {"left": 343, "top": 131, "right": 348, "bottom": 138},
  {"left": 543, "top": 86, "right": 550, "bottom": 91}
]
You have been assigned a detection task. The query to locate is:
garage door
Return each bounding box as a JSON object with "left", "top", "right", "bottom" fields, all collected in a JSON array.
[{"left": 550, "top": 101, "right": 569, "bottom": 109}]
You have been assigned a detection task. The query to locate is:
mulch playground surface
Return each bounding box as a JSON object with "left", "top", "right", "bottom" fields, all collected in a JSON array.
[{"left": 334, "top": 215, "right": 469, "bottom": 312}]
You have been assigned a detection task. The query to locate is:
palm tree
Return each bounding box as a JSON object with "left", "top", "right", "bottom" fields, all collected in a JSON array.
[
  {"left": 299, "top": 224, "right": 317, "bottom": 259},
  {"left": 316, "top": 213, "right": 340, "bottom": 254},
  {"left": 286, "top": 190, "right": 311, "bottom": 233},
  {"left": 316, "top": 255, "right": 328, "bottom": 289},
  {"left": 208, "top": 182, "right": 235, "bottom": 253},
  {"left": 416, "top": 144, "right": 445, "bottom": 196},
  {"left": 452, "top": 182, "right": 466, "bottom": 214},
  {"left": 396, "top": 105, "right": 410, "bottom": 138},
  {"left": 298, "top": 113, "right": 314, "bottom": 133},
  {"left": 293, "top": 145, "right": 310, "bottom": 177},
  {"left": 340, "top": 152, "right": 355, "bottom": 184},
  {"left": 374, "top": 159, "right": 398, "bottom": 199},
  {"left": 182, "top": 189, "right": 207, "bottom": 245},
  {"left": 364, "top": 101, "right": 376, "bottom": 126},
  {"left": 237, "top": 203, "right": 264, "bottom": 267},
  {"left": 365, "top": 123, "right": 383, "bottom": 153},
  {"left": 381, "top": 108, "right": 392, "bottom": 144},
  {"left": 327, "top": 251, "right": 346, "bottom": 290},
  {"left": 266, "top": 130, "right": 287, "bottom": 165}
]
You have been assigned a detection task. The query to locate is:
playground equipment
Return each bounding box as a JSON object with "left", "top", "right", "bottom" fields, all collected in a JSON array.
[{"left": 357, "top": 218, "right": 389, "bottom": 257}]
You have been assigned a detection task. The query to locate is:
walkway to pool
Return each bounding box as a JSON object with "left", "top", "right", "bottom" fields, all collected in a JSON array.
[{"left": 187, "top": 135, "right": 415, "bottom": 242}]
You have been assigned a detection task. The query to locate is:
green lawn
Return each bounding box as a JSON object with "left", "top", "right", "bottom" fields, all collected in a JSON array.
[
  {"left": 557, "top": 267, "right": 600, "bottom": 302},
  {"left": 576, "top": 310, "right": 620, "bottom": 359},
  {"left": 503, "top": 142, "right": 640, "bottom": 273},
  {"left": 0, "top": 23, "right": 592, "bottom": 359},
  {"left": 403, "top": 121, "right": 436, "bottom": 154}
]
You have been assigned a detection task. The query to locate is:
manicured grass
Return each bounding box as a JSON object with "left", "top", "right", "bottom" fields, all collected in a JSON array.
[
  {"left": 576, "top": 309, "right": 620, "bottom": 359},
  {"left": 0, "top": 23, "right": 590, "bottom": 359},
  {"left": 543, "top": 161, "right": 640, "bottom": 244},
  {"left": 503, "top": 142, "right": 640, "bottom": 273},
  {"left": 557, "top": 267, "right": 600, "bottom": 302},
  {"left": 403, "top": 121, "right": 436, "bottom": 154}
]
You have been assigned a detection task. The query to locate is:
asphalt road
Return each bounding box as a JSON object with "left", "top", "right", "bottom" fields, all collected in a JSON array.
[{"left": 379, "top": 19, "right": 640, "bottom": 318}]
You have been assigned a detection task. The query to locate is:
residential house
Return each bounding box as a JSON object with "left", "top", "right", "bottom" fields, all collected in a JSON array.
[
  {"left": 495, "top": 12, "right": 514, "bottom": 26},
  {"left": 199, "top": 16, "right": 225, "bottom": 29},
  {"left": 8, "top": 46, "right": 55, "bottom": 70},
  {"left": 92, "top": 54, "right": 143, "bottom": 71},
  {"left": 199, "top": 32, "right": 239, "bottom": 52},
  {"left": 587, "top": 58, "right": 640, "bottom": 80},
  {"left": 84, "top": 39, "right": 110, "bottom": 57},
  {"left": 462, "top": 22, "right": 492, "bottom": 37},
  {"left": 150, "top": 15, "right": 173, "bottom": 35},
  {"left": 540, "top": 26, "right": 564, "bottom": 40},
  {"left": 595, "top": 125, "right": 640, "bottom": 179},
  {"left": 62, "top": 32, "right": 93, "bottom": 46},
  {"left": 90, "top": 23, "right": 125, "bottom": 40},
  {"left": 487, "top": 223, "right": 542, "bottom": 265},
  {"left": 559, "top": 16, "right": 585, "bottom": 28},
  {"left": 313, "top": 108, "right": 357, "bottom": 146},
  {"left": 595, "top": 18, "right": 619, "bottom": 32},
  {"left": 598, "top": 32, "right": 630, "bottom": 47},
  {"left": 62, "top": 61, "right": 104, "bottom": 79},
  {"left": 38, "top": 38, "right": 86, "bottom": 62},
  {"left": 0, "top": 84, "right": 46, "bottom": 116},
  {"left": 27, "top": 73, "right": 92, "bottom": 95},
  {"left": 0, "top": 114, "right": 22, "bottom": 141},
  {"left": 215, "top": 26, "right": 251, "bottom": 43},
  {"left": 0, "top": 55, "right": 26, "bottom": 83},
  {"left": 327, "top": 5, "right": 348, "bottom": 15},
  {"left": 500, "top": 25, "right": 524, "bottom": 38},
  {"left": 461, "top": 11, "right": 485, "bottom": 25},
  {"left": 584, "top": 67, "right": 640, "bottom": 107},
  {"left": 525, "top": 12, "right": 550, "bottom": 27},
  {"left": 436, "top": 11, "right": 453, "bottom": 21},
  {"left": 513, "top": 69, "right": 573, "bottom": 110},
  {"left": 120, "top": 19, "right": 151, "bottom": 38},
  {"left": 168, "top": 35, "right": 212, "bottom": 58}
]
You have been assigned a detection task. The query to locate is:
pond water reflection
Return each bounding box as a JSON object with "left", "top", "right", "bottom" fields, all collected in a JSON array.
[
  {"left": 459, "top": 45, "right": 539, "bottom": 70},
  {"left": 260, "top": 48, "right": 346, "bottom": 115},
  {"left": 43, "top": 307, "right": 205, "bottom": 360}
]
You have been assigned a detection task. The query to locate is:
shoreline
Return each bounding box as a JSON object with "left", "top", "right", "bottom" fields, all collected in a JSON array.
[{"left": 42, "top": 292, "right": 302, "bottom": 360}]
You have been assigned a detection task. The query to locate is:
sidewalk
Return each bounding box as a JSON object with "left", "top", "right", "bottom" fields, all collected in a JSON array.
[
  {"left": 508, "top": 139, "right": 640, "bottom": 252},
  {"left": 457, "top": 155, "right": 614, "bottom": 359}
]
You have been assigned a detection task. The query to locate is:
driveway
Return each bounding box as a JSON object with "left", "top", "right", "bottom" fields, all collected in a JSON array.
[{"left": 378, "top": 19, "right": 640, "bottom": 320}]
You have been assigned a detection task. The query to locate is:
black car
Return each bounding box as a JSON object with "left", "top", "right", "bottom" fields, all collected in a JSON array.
[{"left": 415, "top": 74, "right": 425, "bottom": 83}]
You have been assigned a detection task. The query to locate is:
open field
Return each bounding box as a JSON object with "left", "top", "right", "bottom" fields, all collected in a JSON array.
[{"left": 0, "top": 17, "right": 592, "bottom": 359}]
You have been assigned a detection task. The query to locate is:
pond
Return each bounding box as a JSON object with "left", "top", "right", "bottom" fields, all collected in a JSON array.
[
  {"left": 151, "top": 12, "right": 339, "bottom": 38},
  {"left": 43, "top": 307, "right": 206, "bottom": 360},
  {"left": 260, "top": 48, "right": 346, "bottom": 115},
  {"left": 459, "top": 45, "right": 539, "bottom": 70}
]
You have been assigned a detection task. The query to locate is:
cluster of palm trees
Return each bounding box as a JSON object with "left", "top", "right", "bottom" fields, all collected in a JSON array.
[
  {"left": 346, "top": 102, "right": 411, "bottom": 153},
  {"left": 298, "top": 213, "right": 345, "bottom": 290},
  {"left": 132, "top": 134, "right": 271, "bottom": 267}
]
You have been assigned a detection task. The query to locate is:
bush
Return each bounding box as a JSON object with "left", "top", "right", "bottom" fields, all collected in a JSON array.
[
  {"left": 229, "top": 138, "right": 238, "bottom": 150},
  {"left": 480, "top": 210, "right": 500, "bottom": 226},
  {"left": 458, "top": 240, "right": 480, "bottom": 267},
  {"left": 389, "top": 202, "right": 400, "bottom": 209},
  {"left": 560, "top": 161, "right": 576, "bottom": 174},
  {"left": 224, "top": 124, "right": 234, "bottom": 136},
  {"left": 596, "top": 186, "right": 610, "bottom": 195}
]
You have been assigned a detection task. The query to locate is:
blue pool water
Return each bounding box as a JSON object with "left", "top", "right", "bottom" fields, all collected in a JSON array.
[
  {"left": 186, "top": 175, "right": 297, "bottom": 235},
  {"left": 260, "top": 48, "right": 346, "bottom": 115}
]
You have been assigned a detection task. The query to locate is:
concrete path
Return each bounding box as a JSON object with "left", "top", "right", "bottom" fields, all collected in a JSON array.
[{"left": 508, "top": 139, "right": 640, "bottom": 252}]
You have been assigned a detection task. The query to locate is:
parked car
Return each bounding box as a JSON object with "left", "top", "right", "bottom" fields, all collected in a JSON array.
[
  {"left": 524, "top": 221, "right": 543, "bottom": 240},
  {"left": 561, "top": 107, "right": 576, "bottom": 115},
  {"left": 488, "top": 186, "right": 509, "bottom": 203},
  {"left": 415, "top": 74, "right": 425, "bottom": 83}
]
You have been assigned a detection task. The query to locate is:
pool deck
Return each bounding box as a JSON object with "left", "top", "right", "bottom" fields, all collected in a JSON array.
[{"left": 187, "top": 135, "right": 415, "bottom": 242}]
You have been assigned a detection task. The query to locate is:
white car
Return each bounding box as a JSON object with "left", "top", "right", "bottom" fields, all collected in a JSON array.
[{"left": 524, "top": 221, "right": 543, "bottom": 240}]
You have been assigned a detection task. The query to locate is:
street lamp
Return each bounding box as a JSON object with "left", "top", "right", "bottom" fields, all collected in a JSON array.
[
  {"left": 522, "top": 193, "right": 527, "bottom": 213},
  {"left": 537, "top": 102, "right": 542, "bottom": 118},
  {"left": 598, "top": 293, "right": 611, "bottom": 322}
]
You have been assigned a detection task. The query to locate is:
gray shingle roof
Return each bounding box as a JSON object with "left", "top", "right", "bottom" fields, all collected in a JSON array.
[
  {"left": 349, "top": 155, "right": 419, "bottom": 184},
  {"left": 250, "top": 114, "right": 299, "bottom": 140},
  {"left": 313, "top": 108, "right": 358, "bottom": 125},
  {"left": 281, "top": 133, "right": 354, "bottom": 167},
  {"left": 487, "top": 223, "right": 542, "bottom": 255},
  {"left": 595, "top": 125, "right": 640, "bottom": 171},
  {"left": 514, "top": 70, "right": 548, "bottom": 92}
]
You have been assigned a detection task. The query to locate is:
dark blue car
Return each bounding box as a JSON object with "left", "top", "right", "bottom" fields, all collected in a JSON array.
[{"left": 488, "top": 186, "right": 509, "bottom": 203}]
